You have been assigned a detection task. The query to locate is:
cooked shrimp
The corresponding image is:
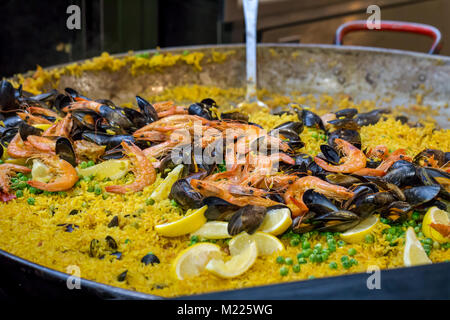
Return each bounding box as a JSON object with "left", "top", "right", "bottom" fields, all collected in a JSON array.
[
  {"left": 284, "top": 176, "right": 354, "bottom": 217},
  {"left": 314, "top": 138, "right": 366, "bottom": 173},
  {"left": 190, "top": 179, "right": 279, "bottom": 207},
  {"left": 7, "top": 134, "right": 37, "bottom": 158},
  {"left": 105, "top": 142, "right": 156, "bottom": 194},
  {"left": 157, "top": 105, "right": 188, "bottom": 118},
  {"left": 366, "top": 145, "right": 389, "bottom": 160},
  {"left": 133, "top": 115, "right": 210, "bottom": 136},
  {"left": 27, "top": 155, "right": 78, "bottom": 191},
  {"left": 63, "top": 101, "right": 103, "bottom": 113},
  {"left": 26, "top": 136, "right": 56, "bottom": 154},
  {"left": 26, "top": 106, "right": 60, "bottom": 119},
  {"left": 17, "top": 112, "right": 53, "bottom": 125},
  {"left": 0, "top": 164, "right": 31, "bottom": 194},
  {"left": 431, "top": 223, "right": 450, "bottom": 238},
  {"left": 142, "top": 140, "right": 180, "bottom": 159}
]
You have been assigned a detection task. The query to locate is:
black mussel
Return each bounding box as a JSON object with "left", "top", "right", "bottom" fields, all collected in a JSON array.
[
  {"left": 355, "top": 109, "right": 390, "bottom": 126},
  {"left": 307, "top": 161, "right": 328, "bottom": 178},
  {"left": 313, "top": 210, "right": 361, "bottom": 232},
  {"left": 105, "top": 235, "right": 118, "bottom": 250},
  {"left": 428, "top": 199, "right": 448, "bottom": 211},
  {"left": 221, "top": 112, "right": 249, "bottom": 122},
  {"left": 136, "top": 96, "right": 158, "bottom": 123},
  {"left": 266, "top": 192, "right": 285, "bottom": 204},
  {"left": 111, "top": 252, "right": 122, "bottom": 260},
  {"left": 202, "top": 197, "right": 240, "bottom": 221},
  {"left": 319, "top": 144, "right": 340, "bottom": 164},
  {"left": 381, "top": 201, "right": 412, "bottom": 222},
  {"left": 54, "top": 94, "right": 73, "bottom": 110},
  {"left": 117, "top": 270, "right": 127, "bottom": 282},
  {"left": 292, "top": 212, "right": 317, "bottom": 234},
  {"left": 30, "top": 89, "right": 58, "bottom": 103},
  {"left": 446, "top": 152, "right": 450, "bottom": 164},
  {"left": 188, "top": 102, "right": 216, "bottom": 120},
  {"left": 72, "top": 110, "right": 103, "bottom": 131},
  {"left": 335, "top": 108, "right": 358, "bottom": 119},
  {"left": 395, "top": 115, "right": 408, "bottom": 125},
  {"left": 19, "top": 122, "right": 43, "bottom": 141},
  {"left": 228, "top": 205, "right": 267, "bottom": 236},
  {"left": 282, "top": 153, "right": 314, "bottom": 173},
  {"left": 98, "top": 105, "right": 134, "bottom": 133},
  {"left": 273, "top": 121, "right": 304, "bottom": 135},
  {"left": 169, "top": 179, "right": 204, "bottom": 210},
  {"left": 325, "top": 173, "right": 363, "bottom": 187},
  {"left": 108, "top": 216, "right": 119, "bottom": 228},
  {"left": 347, "top": 191, "right": 396, "bottom": 218},
  {"left": 414, "top": 149, "right": 446, "bottom": 167},
  {"left": 297, "top": 108, "right": 325, "bottom": 131},
  {"left": 95, "top": 99, "right": 116, "bottom": 107},
  {"left": 89, "top": 239, "right": 100, "bottom": 258},
  {"left": 275, "top": 129, "right": 304, "bottom": 149},
  {"left": 383, "top": 162, "right": 418, "bottom": 187},
  {"left": 0, "top": 127, "right": 18, "bottom": 147},
  {"left": 82, "top": 131, "right": 134, "bottom": 150},
  {"left": 55, "top": 137, "right": 77, "bottom": 167},
  {"left": 366, "top": 158, "right": 382, "bottom": 168},
  {"left": 3, "top": 115, "right": 23, "bottom": 128},
  {"left": 101, "top": 148, "right": 125, "bottom": 160},
  {"left": 57, "top": 223, "right": 79, "bottom": 233},
  {"left": 303, "top": 190, "right": 339, "bottom": 215},
  {"left": 417, "top": 167, "right": 450, "bottom": 200},
  {"left": 403, "top": 185, "right": 440, "bottom": 207},
  {"left": 328, "top": 129, "right": 361, "bottom": 149},
  {"left": 364, "top": 177, "right": 405, "bottom": 201},
  {"left": 328, "top": 118, "right": 359, "bottom": 131},
  {"left": 141, "top": 253, "right": 160, "bottom": 266},
  {"left": 65, "top": 87, "right": 89, "bottom": 101},
  {"left": 0, "top": 80, "right": 18, "bottom": 112},
  {"left": 123, "top": 107, "right": 148, "bottom": 129},
  {"left": 201, "top": 98, "right": 217, "bottom": 107}
]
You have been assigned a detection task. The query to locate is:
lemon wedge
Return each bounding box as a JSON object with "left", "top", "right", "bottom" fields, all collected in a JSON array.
[
  {"left": 150, "top": 164, "right": 184, "bottom": 201},
  {"left": 31, "top": 159, "right": 52, "bottom": 183},
  {"left": 340, "top": 215, "right": 379, "bottom": 243},
  {"left": 258, "top": 207, "right": 292, "bottom": 236},
  {"left": 422, "top": 206, "right": 450, "bottom": 243},
  {"left": 76, "top": 159, "right": 130, "bottom": 180},
  {"left": 404, "top": 227, "right": 432, "bottom": 267},
  {"left": 229, "top": 232, "right": 284, "bottom": 256},
  {"left": 32, "top": 124, "right": 52, "bottom": 131},
  {"left": 155, "top": 205, "right": 207, "bottom": 237},
  {"left": 172, "top": 243, "right": 222, "bottom": 280},
  {"left": 191, "top": 221, "right": 230, "bottom": 239},
  {"left": 206, "top": 240, "right": 257, "bottom": 278}
]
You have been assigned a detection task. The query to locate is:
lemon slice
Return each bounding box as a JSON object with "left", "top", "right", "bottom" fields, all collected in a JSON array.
[
  {"left": 258, "top": 207, "right": 292, "bottom": 236},
  {"left": 155, "top": 205, "right": 207, "bottom": 237},
  {"left": 404, "top": 227, "right": 432, "bottom": 267},
  {"left": 172, "top": 243, "right": 222, "bottom": 280},
  {"left": 76, "top": 159, "right": 130, "bottom": 180},
  {"left": 206, "top": 240, "right": 257, "bottom": 278},
  {"left": 229, "top": 232, "right": 284, "bottom": 256},
  {"left": 340, "top": 215, "right": 379, "bottom": 243},
  {"left": 150, "top": 164, "right": 184, "bottom": 201},
  {"left": 422, "top": 206, "right": 450, "bottom": 243},
  {"left": 191, "top": 221, "right": 231, "bottom": 239},
  {"left": 31, "top": 159, "right": 52, "bottom": 183}
]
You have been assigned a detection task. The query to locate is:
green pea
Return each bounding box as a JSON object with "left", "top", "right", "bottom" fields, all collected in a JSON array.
[
  {"left": 414, "top": 226, "right": 421, "bottom": 233},
  {"left": 80, "top": 161, "right": 88, "bottom": 169},
  {"left": 302, "top": 241, "right": 311, "bottom": 249},
  {"left": 302, "top": 248, "right": 312, "bottom": 257},
  {"left": 309, "top": 254, "right": 316, "bottom": 263},
  {"left": 190, "top": 235, "right": 199, "bottom": 243},
  {"left": 349, "top": 258, "right": 358, "bottom": 265},
  {"left": 279, "top": 266, "right": 289, "bottom": 276},
  {"left": 146, "top": 198, "right": 155, "bottom": 206},
  {"left": 312, "top": 248, "right": 320, "bottom": 255},
  {"left": 327, "top": 238, "right": 336, "bottom": 246},
  {"left": 298, "top": 257, "right": 307, "bottom": 264},
  {"left": 0, "top": 159, "right": 3, "bottom": 164},
  {"left": 102, "top": 193, "right": 109, "bottom": 200},
  {"left": 87, "top": 185, "right": 94, "bottom": 192},
  {"left": 417, "top": 232, "right": 424, "bottom": 238},
  {"left": 285, "top": 257, "right": 293, "bottom": 265},
  {"left": 337, "top": 240, "right": 346, "bottom": 247},
  {"left": 342, "top": 261, "right": 352, "bottom": 269},
  {"left": 433, "top": 241, "right": 440, "bottom": 250},
  {"left": 27, "top": 197, "right": 35, "bottom": 205},
  {"left": 290, "top": 238, "right": 300, "bottom": 247},
  {"left": 422, "top": 243, "right": 432, "bottom": 251},
  {"left": 411, "top": 211, "right": 420, "bottom": 220},
  {"left": 385, "top": 234, "right": 393, "bottom": 241},
  {"left": 329, "top": 262, "right": 338, "bottom": 269},
  {"left": 16, "top": 182, "right": 27, "bottom": 190},
  {"left": 388, "top": 228, "right": 396, "bottom": 235},
  {"left": 348, "top": 248, "right": 357, "bottom": 256},
  {"left": 311, "top": 132, "right": 318, "bottom": 139},
  {"left": 321, "top": 253, "right": 329, "bottom": 261},
  {"left": 28, "top": 187, "right": 38, "bottom": 194},
  {"left": 276, "top": 256, "right": 285, "bottom": 264},
  {"left": 94, "top": 187, "right": 102, "bottom": 195},
  {"left": 341, "top": 255, "right": 349, "bottom": 262},
  {"left": 16, "top": 190, "right": 24, "bottom": 198},
  {"left": 424, "top": 238, "right": 433, "bottom": 245},
  {"left": 292, "top": 264, "right": 301, "bottom": 273},
  {"left": 20, "top": 175, "right": 28, "bottom": 181},
  {"left": 59, "top": 191, "right": 67, "bottom": 197},
  {"left": 328, "top": 244, "right": 336, "bottom": 252},
  {"left": 364, "top": 234, "right": 374, "bottom": 243},
  {"left": 170, "top": 199, "right": 178, "bottom": 207},
  {"left": 87, "top": 160, "right": 95, "bottom": 167},
  {"left": 314, "top": 243, "right": 322, "bottom": 250}
]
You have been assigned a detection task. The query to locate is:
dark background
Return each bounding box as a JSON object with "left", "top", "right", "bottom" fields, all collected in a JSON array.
[{"left": 0, "top": 0, "right": 449, "bottom": 77}]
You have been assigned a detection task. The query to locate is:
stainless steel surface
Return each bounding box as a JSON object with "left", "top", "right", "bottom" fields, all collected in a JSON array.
[{"left": 243, "top": 0, "right": 258, "bottom": 100}]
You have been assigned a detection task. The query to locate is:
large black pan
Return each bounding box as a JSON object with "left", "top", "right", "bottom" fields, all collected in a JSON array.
[{"left": 1, "top": 25, "right": 450, "bottom": 299}]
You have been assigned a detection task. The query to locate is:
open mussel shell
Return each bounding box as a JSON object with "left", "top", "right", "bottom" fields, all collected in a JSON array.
[
  {"left": 101, "top": 148, "right": 125, "bottom": 160},
  {"left": 98, "top": 105, "right": 134, "bottom": 133},
  {"left": 188, "top": 102, "right": 216, "bottom": 120},
  {"left": 383, "top": 160, "right": 418, "bottom": 187},
  {"left": 19, "top": 122, "right": 43, "bottom": 141},
  {"left": 328, "top": 118, "right": 359, "bottom": 131},
  {"left": 416, "top": 167, "right": 450, "bottom": 200},
  {"left": 328, "top": 129, "right": 361, "bottom": 150},
  {"left": 303, "top": 190, "right": 339, "bottom": 215},
  {"left": 169, "top": 178, "right": 204, "bottom": 211},
  {"left": 3, "top": 115, "right": 23, "bottom": 128},
  {"left": 292, "top": 211, "right": 316, "bottom": 234},
  {"left": 72, "top": 110, "right": 103, "bottom": 131},
  {"left": 0, "top": 80, "right": 18, "bottom": 112},
  {"left": 272, "top": 121, "right": 304, "bottom": 135},
  {"left": 355, "top": 109, "right": 390, "bottom": 127},
  {"left": 381, "top": 201, "right": 412, "bottom": 222},
  {"left": 82, "top": 131, "right": 135, "bottom": 150},
  {"left": 413, "top": 148, "right": 446, "bottom": 167},
  {"left": 55, "top": 137, "right": 77, "bottom": 167},
  {"left": 403, "top": 185, "right": 441, "bottom": 207},
  {"left": 313, "top": 210, "right": 361, "bottom": 232},
  {"left": 136, "top": 96, "right": 158, "bottom": 123},
  {"left": 296, "top": 108, "right": 325, "bottom": 131},
  {"left": 325, "top": 173, "right": 363, "bottom": 187},
  {"left": 319, "top": 144, "right": 340, "bottom": 164},
  {"left": 227, "top": 205, "right": 267, "bottom": 236},
  {"left": 335, "top": 108, "right": 358, "bottom": 119},
  {"left": 202, "top": 197, "right": 240, "bottom": 221},
  {"left": 123, "top": 107, "right": 148, "bottom": 129}
]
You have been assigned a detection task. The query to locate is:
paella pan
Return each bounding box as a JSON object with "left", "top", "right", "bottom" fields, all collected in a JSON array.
[{"left": 0, "top": 44, "right": 449, "bottom": 299}]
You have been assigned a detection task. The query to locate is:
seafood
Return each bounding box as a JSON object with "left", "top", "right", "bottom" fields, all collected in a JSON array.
[{"left": 314, "top": 139, "right": 366, "bottom": 173}]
